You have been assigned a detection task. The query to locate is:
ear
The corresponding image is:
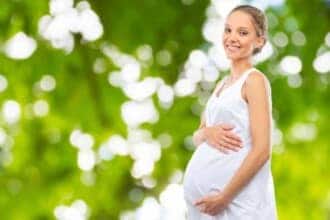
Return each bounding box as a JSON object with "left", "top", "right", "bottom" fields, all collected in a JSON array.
[{"left": 256, "top": 36, "right": 266, "bottom": 48}]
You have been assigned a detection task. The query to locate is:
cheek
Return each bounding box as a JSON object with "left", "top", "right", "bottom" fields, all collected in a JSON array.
[
  {"left": 222, "top": 34, "right": 227, "bottom": 44},
  {"left": 241, "top": 38, "right": 255, "bottom": 50}
]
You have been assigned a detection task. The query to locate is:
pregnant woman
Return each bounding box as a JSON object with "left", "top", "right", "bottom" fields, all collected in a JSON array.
[{"left": 183, "top": 5, "right": 277, "bottom": 219}]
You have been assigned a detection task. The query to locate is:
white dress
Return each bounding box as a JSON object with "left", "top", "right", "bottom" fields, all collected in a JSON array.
[{"left": 183, "top": 68, "right": 277, "bottom": 220}]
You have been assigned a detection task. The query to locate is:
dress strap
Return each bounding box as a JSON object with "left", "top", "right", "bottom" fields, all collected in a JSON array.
[
  {"left": 214, "top": 75, "right": 229, "bottom": 97},
  {"left": 214, "top": 68, "right": 257, "bottom": 98},
  {"left": 236, "top": 67, "right": 257, "bottom": 88}
]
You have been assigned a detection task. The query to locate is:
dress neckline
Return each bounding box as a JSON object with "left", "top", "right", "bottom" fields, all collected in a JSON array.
[{"left": 214, "top": 67, "right": 255, "bottom": 98}]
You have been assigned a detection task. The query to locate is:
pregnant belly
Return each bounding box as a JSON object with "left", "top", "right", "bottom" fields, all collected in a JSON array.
[{"left": 183, "top": 142, "right": 250, "bottom": 203}]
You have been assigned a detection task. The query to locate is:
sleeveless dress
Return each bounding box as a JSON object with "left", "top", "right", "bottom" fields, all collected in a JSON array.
[{"left": 183, "top": 68, "right": 277, "bottom": 220}]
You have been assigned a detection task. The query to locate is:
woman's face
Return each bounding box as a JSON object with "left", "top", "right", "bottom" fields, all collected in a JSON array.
[{"left": 222, "top": 10, "right": 264, "bottom": 61}]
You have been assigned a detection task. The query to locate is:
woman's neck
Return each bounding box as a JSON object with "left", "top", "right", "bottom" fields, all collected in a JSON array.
[{"left": 230, "top": 58, "right": 253, "bottom": 78}]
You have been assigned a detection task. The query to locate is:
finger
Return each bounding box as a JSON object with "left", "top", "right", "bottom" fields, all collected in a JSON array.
[
  {"left": 209, "top": 211, "right": 218, "bottom": 216},
  {"left": 222, "top": 142, "right": 239, "bottom": 152},
  {"left": 224, "top": 144, "right": 239, "bottom": 152},
  {"left": 220, "top": 137, "right": 237, "bottom": 150},
  {"left": 216, "top": 140, "right": 235, "bottom": 153},
  {"left": 224, "top": 135, "right": 241, "bottom": 146},
  {"left": 225, "top": 132, "right": 242, "bottom": 144},
  {"left": 216, "top": 130, "right": 238, "bottom": 146},
  {"left": 213, "top": 136, "right": 223, "bottom": 147},
  {"left": 203, "top": 204, "right": 210, "bottom": 212},
  {"left": 223, "top": 136, "right": 242, "bottom": 150},
  {"left": 214, "top": 140, "right": 226, "bottom": 152},
  {"left": 206, "top": 207, "right": 216, "bottom": 216},
  {"left": 194, "top": 199, "right": 200, "bottom": 205},
  {"left": 225, "top": 132, "right": 242, "bottom": 145},
  {"left": 194, "top": 199, "right": 204, "bottom": 206}
]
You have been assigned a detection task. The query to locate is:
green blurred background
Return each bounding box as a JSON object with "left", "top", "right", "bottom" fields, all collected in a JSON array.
[{"left": 0, "top": 0, "right": 329, "bottom": 219}]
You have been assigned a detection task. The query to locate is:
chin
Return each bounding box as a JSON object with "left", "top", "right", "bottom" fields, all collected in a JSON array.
[
  {"left": 225, "top": 51, "right": 251, "bottom": 61},
  {"left": 225, "top": 52, "right": 241, "bottom": 61}
]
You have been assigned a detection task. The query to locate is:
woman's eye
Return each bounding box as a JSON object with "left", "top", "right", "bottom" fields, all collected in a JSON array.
[
  {"left": 239, "top": 31, "right": 248, "bottom": 36},
  {"left": 225, "top": 28, "right": 231, "bottom": 33}
]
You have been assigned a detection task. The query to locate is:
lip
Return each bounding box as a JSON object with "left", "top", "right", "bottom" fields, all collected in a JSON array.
[{"left": 225, "top": 44, "right": 240, "bottom": 53}]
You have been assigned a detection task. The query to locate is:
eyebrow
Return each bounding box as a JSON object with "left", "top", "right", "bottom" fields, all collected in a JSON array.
[{"left": 224, "top": 25, "right": 249, "bottom": 30}]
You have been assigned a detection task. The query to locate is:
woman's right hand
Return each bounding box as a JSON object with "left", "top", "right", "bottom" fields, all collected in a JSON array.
[{"left": 203, "top": 124, "right": 243, "bottom": 154}]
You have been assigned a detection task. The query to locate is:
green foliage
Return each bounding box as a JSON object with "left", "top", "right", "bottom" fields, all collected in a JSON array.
[{"left": 0, "top": 0, "right": 329, "bottom": 219}]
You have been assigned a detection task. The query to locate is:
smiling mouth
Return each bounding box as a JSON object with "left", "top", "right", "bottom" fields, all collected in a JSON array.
[{"left": 226, "top": 45, "right": 241, "bottom": 52}]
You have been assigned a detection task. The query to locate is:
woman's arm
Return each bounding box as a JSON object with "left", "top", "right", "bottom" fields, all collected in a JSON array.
[{"left": 221, "top": 71, "right": 272, "bottom": 201}]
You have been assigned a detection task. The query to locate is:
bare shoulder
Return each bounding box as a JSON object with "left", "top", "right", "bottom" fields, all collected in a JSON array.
[
  {"left": 247, "top": 70, "right": 269, "bottom": 85},
  {"left": 245, "top": 69, "right": 271, "bottom": 92},
  {"left": 244, "top": 69, "right": 272, "bottom": 104}
]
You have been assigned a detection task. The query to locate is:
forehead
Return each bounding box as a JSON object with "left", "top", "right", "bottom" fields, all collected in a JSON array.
[{"left": 225, "top": 10, "right": 254, "bottom": 29}]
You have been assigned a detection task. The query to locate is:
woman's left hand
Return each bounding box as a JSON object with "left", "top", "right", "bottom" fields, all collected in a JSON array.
[{"left": 194, "top": 191, "right": 231, "bottom": 216}]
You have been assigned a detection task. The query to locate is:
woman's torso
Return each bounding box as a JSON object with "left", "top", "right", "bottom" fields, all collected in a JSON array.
[{"left": 183, "top": 67, "right": 272, "bottom": 203}]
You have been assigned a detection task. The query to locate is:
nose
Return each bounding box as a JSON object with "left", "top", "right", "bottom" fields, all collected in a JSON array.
[
  {"left": 228, "top": 33, "right": 238, "bottom": 43},
  {"left": 224, "top": 32, "right": 238, "bottom": 44}
]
